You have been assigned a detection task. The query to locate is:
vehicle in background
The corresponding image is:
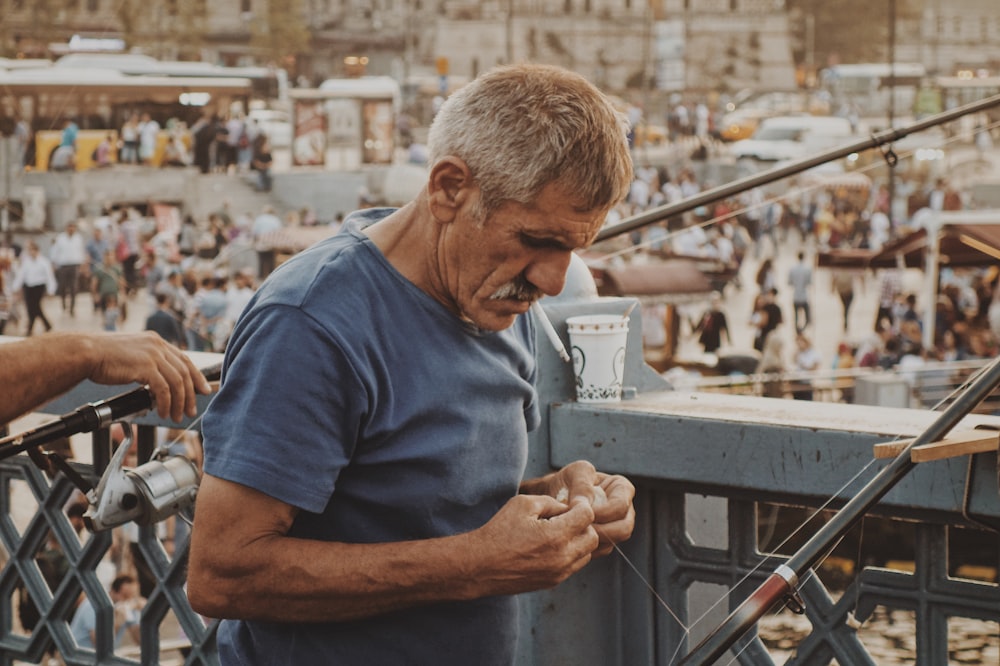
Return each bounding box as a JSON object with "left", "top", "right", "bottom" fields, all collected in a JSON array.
[
  {"left": 724, "top": 89, "right": 828, "bottom": 115},
  {"left": 720, "top": 89, "right": 831, "bottom": 142},
  {"left": 729, "top": 114, "right": 858, "bottom": 162},
  {"left": 718, "top": 107, "right": 776, "bottom": 142}
]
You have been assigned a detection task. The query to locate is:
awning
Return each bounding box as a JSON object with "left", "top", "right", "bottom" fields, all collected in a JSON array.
[
  {"left": 819, "top": 220, "right": 1000, "bottom": 269},
  {"left": 588, "top": 259, "right": 715, "bottom": 303},
  {"left": 816, "top": 247, "right": 877, "bottom": 268},
  {"left": 870, "top": 223, "right": 1000, "bottom": 268}
]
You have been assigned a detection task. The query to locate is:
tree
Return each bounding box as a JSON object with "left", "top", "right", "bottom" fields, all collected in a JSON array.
[
  {"left": 167, "top": 0, "right": 209, "bottom": 61},
  {"left": 116, "top": 0, "right": 143, "bottom": 52},
  {"left": 249, "top": 0, "right": 311, "bottom": 74},
  {"left": 786, "top": 0, "right": 920, "bottom": 67},
  {"left": 12, "top": 0, "right": 75, "bottom": 57}
]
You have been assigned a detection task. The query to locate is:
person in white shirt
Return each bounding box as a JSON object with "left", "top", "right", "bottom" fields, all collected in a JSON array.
[
  {"left": 868, "top": 209, "right": 891, "bottom": 250},
  {"left": 791, "top": 332, "right": 822, "bottom": 401},
  {"left": 138, "top": 113, "right": 161, "bottom": 165},
  {"left": 11, "top": 240, "right": 56, "bottom": 335},
  {"left": 49, "top": 220, "right": 88, "bottom": 315},
  {"left": 224, "top": 269, "right": 256, "bottom": 332},
  {"left": 673, "top": 218, "right": 709, "bottom": 256}
]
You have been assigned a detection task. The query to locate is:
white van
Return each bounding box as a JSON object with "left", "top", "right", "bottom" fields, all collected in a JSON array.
[{"left": 729, "top": 115, "right": 858, "bottom": 162}]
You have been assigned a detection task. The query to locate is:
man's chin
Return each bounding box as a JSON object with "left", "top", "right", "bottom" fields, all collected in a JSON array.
[{"left": 471, "top": 300, "right": 531, "bottom": 331}]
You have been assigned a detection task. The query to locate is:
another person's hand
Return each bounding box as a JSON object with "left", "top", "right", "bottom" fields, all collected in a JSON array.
[{"left": 84, "top": 331, "right": 212, "bottom": 421}]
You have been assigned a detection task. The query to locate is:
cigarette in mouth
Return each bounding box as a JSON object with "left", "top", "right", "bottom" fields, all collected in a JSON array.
[{"left": 531, "top": 301, "right": 571, "bottom": 363}]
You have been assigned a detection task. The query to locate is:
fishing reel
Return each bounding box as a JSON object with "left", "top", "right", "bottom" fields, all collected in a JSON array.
[
  {"left": 83, "top": 421, "right": 200, "bottom": 532},
  {"left": 0, "top": 383, "right": 206, "bottom": 533}
]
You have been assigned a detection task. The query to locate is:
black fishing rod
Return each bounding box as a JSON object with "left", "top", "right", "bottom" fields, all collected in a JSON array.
[
  {"left": 0, "top": 362, "right": 223, "bottom": 460},
  {"left": 597, "top": 92, "right": 1000, "bottom": 244},
  {"left": 679, "top": 357, "right": 1000, "bottom": 665}
]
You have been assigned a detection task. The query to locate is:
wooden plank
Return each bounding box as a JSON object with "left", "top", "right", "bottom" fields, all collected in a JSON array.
[{"left": 873, "top": 430, "right": 1000, "bottom": 461}]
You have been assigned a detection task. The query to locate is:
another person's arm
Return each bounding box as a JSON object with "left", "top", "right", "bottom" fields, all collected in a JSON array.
[
  {"left": 188, "top": 472, "right": 601, "bottom": 623},
  {"left": 0, "top": 331, "right": 211, "bottom": 424}
]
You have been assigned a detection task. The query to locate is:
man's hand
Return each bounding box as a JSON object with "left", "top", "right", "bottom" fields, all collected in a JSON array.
[
  {"left": 520, "top": 460, "right": 636, "bottom": 557},
  {"left": 84, "top": 331, "right": 212, "bottom": 421},
  {"left": 466, "top": 493, "right": 599, "bottom": 595}
]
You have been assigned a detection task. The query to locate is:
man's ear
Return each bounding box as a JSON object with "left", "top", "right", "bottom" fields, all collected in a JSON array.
[{"left": 427, "top": 157, "right": 473, "bottom": 223}]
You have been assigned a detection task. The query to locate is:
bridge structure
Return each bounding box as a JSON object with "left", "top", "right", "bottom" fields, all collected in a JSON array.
[
  {"left": 2, "top": 95, "right": 1000, "bottom": 666},
  {"left": 1, "top": 283, "right": 999, "bottom": 664}
]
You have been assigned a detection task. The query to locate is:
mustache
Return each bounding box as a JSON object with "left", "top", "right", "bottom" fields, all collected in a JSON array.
[{"left": 489, "top": 277, "right": 542, "bottom": 302}]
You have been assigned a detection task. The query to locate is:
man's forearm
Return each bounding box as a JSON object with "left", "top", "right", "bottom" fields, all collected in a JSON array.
[
  {"left": 189, "top": 530, "right": 485, "bottom": 623},
  {"left": 0, "top": 334, "right": 98, "bottom": 423}
]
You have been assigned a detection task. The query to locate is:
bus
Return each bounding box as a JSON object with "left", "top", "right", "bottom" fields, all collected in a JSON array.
[
  {"left": 0, "top": 63, "right": 253, "bottom": 169},
  {"left": 51, "top": 53, "right": 288, "bottom": 104},
  {"left": 819, "top": 62, "right": 927, "bottom": 121}
]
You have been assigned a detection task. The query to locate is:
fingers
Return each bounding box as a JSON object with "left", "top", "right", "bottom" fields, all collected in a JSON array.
[
  {"left": 90, "top": 332, "right": 212, "bottom": 423},
  {"left": 558, "top": 460, "right": 599, "bottom": 505},
  {"left": 592, "top": 504, "right": 636, "bottom": 556},
  {"left": 591, "top": 474, "right": 636, "bottom": 555}
]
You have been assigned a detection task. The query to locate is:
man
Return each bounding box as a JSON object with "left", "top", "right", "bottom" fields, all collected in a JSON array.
[
  {"left": 70, "top": 574, "right": 145, "bottom": 651},
  {"left": 691, "top": 291, "right": 730, "bottom": 354},
  {"left": 753, "top": 287, "right": 784, "bottom": 353},
  {"left": 787, "top": 250, "right": 812, "bottom": 334},
  {"left": 0, "top": 330, "right": 211, "bottom": 425},
  {"left": 90, "top": 248, "right": 125, "bottom": 317},
  {"left": 50, "top": 220, "right": 87, "bottom": 315},
  {"left": 11, "top": 240, "right": 56, "bottom": 336},
  {"left": 145, "top": 291, "right": 187, "bottom": 348},
  {"left": 224, "top": 268, "right": 255, "bottom": 331},
  {"left": 137, "top": 112, "right": 160, "bottom": 166},
  {"left": 251, "top": 204, "right": 283, "bottom": 279},
  {"left": 188, "top": 64, "right": 636, "bottom": 664},
  {"left": 187, "top": 274, "right": 228, "bottom": 352}
]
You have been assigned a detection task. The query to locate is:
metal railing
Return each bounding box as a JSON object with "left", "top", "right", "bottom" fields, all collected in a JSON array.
[
  {"left": 2, "top": 306, "right": 999, "bottom": 665},
  {"left": 684, "top": 358, "right": 1000, "bottom": 411},
  {"left": 0, "top": 380, "right": 219, "bottom": 666}
]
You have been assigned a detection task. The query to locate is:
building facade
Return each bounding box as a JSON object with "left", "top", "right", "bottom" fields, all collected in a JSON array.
[{"left": 1, "top": 0, "right": 998, "bottom": 98}]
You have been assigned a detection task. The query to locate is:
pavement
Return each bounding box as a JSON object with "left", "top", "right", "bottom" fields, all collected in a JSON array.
[{"left": 667, "top": 235, "right": 915, "bottom": 372}]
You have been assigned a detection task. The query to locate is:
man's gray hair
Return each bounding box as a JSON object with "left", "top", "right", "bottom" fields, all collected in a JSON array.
[{"left": 427, "top": 64, "right": 633, "bottom": 218}]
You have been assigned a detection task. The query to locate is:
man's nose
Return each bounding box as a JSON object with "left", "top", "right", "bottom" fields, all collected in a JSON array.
[{"left": 524, "top": 250, "right": 573, "bottom": 297}]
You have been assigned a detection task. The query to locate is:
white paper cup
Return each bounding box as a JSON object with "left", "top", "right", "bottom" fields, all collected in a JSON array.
[{"left": 566, "top": 314, "right": 629, "bottom": 403}]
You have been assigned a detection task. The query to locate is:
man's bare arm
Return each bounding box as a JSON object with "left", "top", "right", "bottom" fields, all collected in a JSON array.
[
  {"left": 187, "top": 474, "right": 600, "bottom": 623},
  {"left": 0, "top": 332, "right": 211, "bottom": 424}
]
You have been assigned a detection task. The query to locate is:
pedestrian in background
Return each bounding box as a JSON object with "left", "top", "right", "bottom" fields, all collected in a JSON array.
[
  {"left": 787, "top": 251, "right": 813, "bottom": 333},
  {"left": 11, "top": 240, "right": 56, "bottom": 336},
  {"left": 49, "top": 220, "right": 87, "bottom": 316}
]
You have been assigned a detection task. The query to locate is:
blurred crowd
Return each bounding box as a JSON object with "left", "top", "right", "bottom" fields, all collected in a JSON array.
[
  {"left": 596, "top": 154, "right": 1000, "bottom": 395},
  {"left": 0, "top": 201, "right": 329, "bottom": 354}
]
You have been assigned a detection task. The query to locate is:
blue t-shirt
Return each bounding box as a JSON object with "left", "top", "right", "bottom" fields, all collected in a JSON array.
[{"left": 202, "top": 209, "right": 540, "bottom": 665}]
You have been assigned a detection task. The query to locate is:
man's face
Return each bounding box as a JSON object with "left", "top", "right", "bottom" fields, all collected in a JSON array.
[
  {"left": 112, "top": 581, "right": 138, "bottom": 603},
  {"left": 440, "top": 182, "right": 608, "bottom": 332}
]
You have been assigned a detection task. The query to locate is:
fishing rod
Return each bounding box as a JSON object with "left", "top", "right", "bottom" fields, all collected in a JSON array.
[
  {"left": 679, "top": 357, "right": 1000, "bottom": 665},
  {"left": 0, "top": 362, "right": 222, "bottom": 532},
  {"left": 597, "top": 92, "right": 1000, "bottom": 244},
  {"left": 0, "top": 362, "right": 222, "bottom": 460}
]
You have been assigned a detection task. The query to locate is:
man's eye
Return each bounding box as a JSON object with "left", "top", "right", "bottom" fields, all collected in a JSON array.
[{"left": 520, "top": 234, "right": 557, "bottom": 249}]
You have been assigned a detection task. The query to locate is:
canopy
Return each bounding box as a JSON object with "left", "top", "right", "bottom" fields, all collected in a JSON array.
[
  {"left": 869, "top": 220, "right": 1000, "bottom": 268},
  {"left": 818, "top": 213, "right": 1000, "bottom": 269},
  {"left": 588, "top": 259, "right": 716, "bottom": 304}
]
